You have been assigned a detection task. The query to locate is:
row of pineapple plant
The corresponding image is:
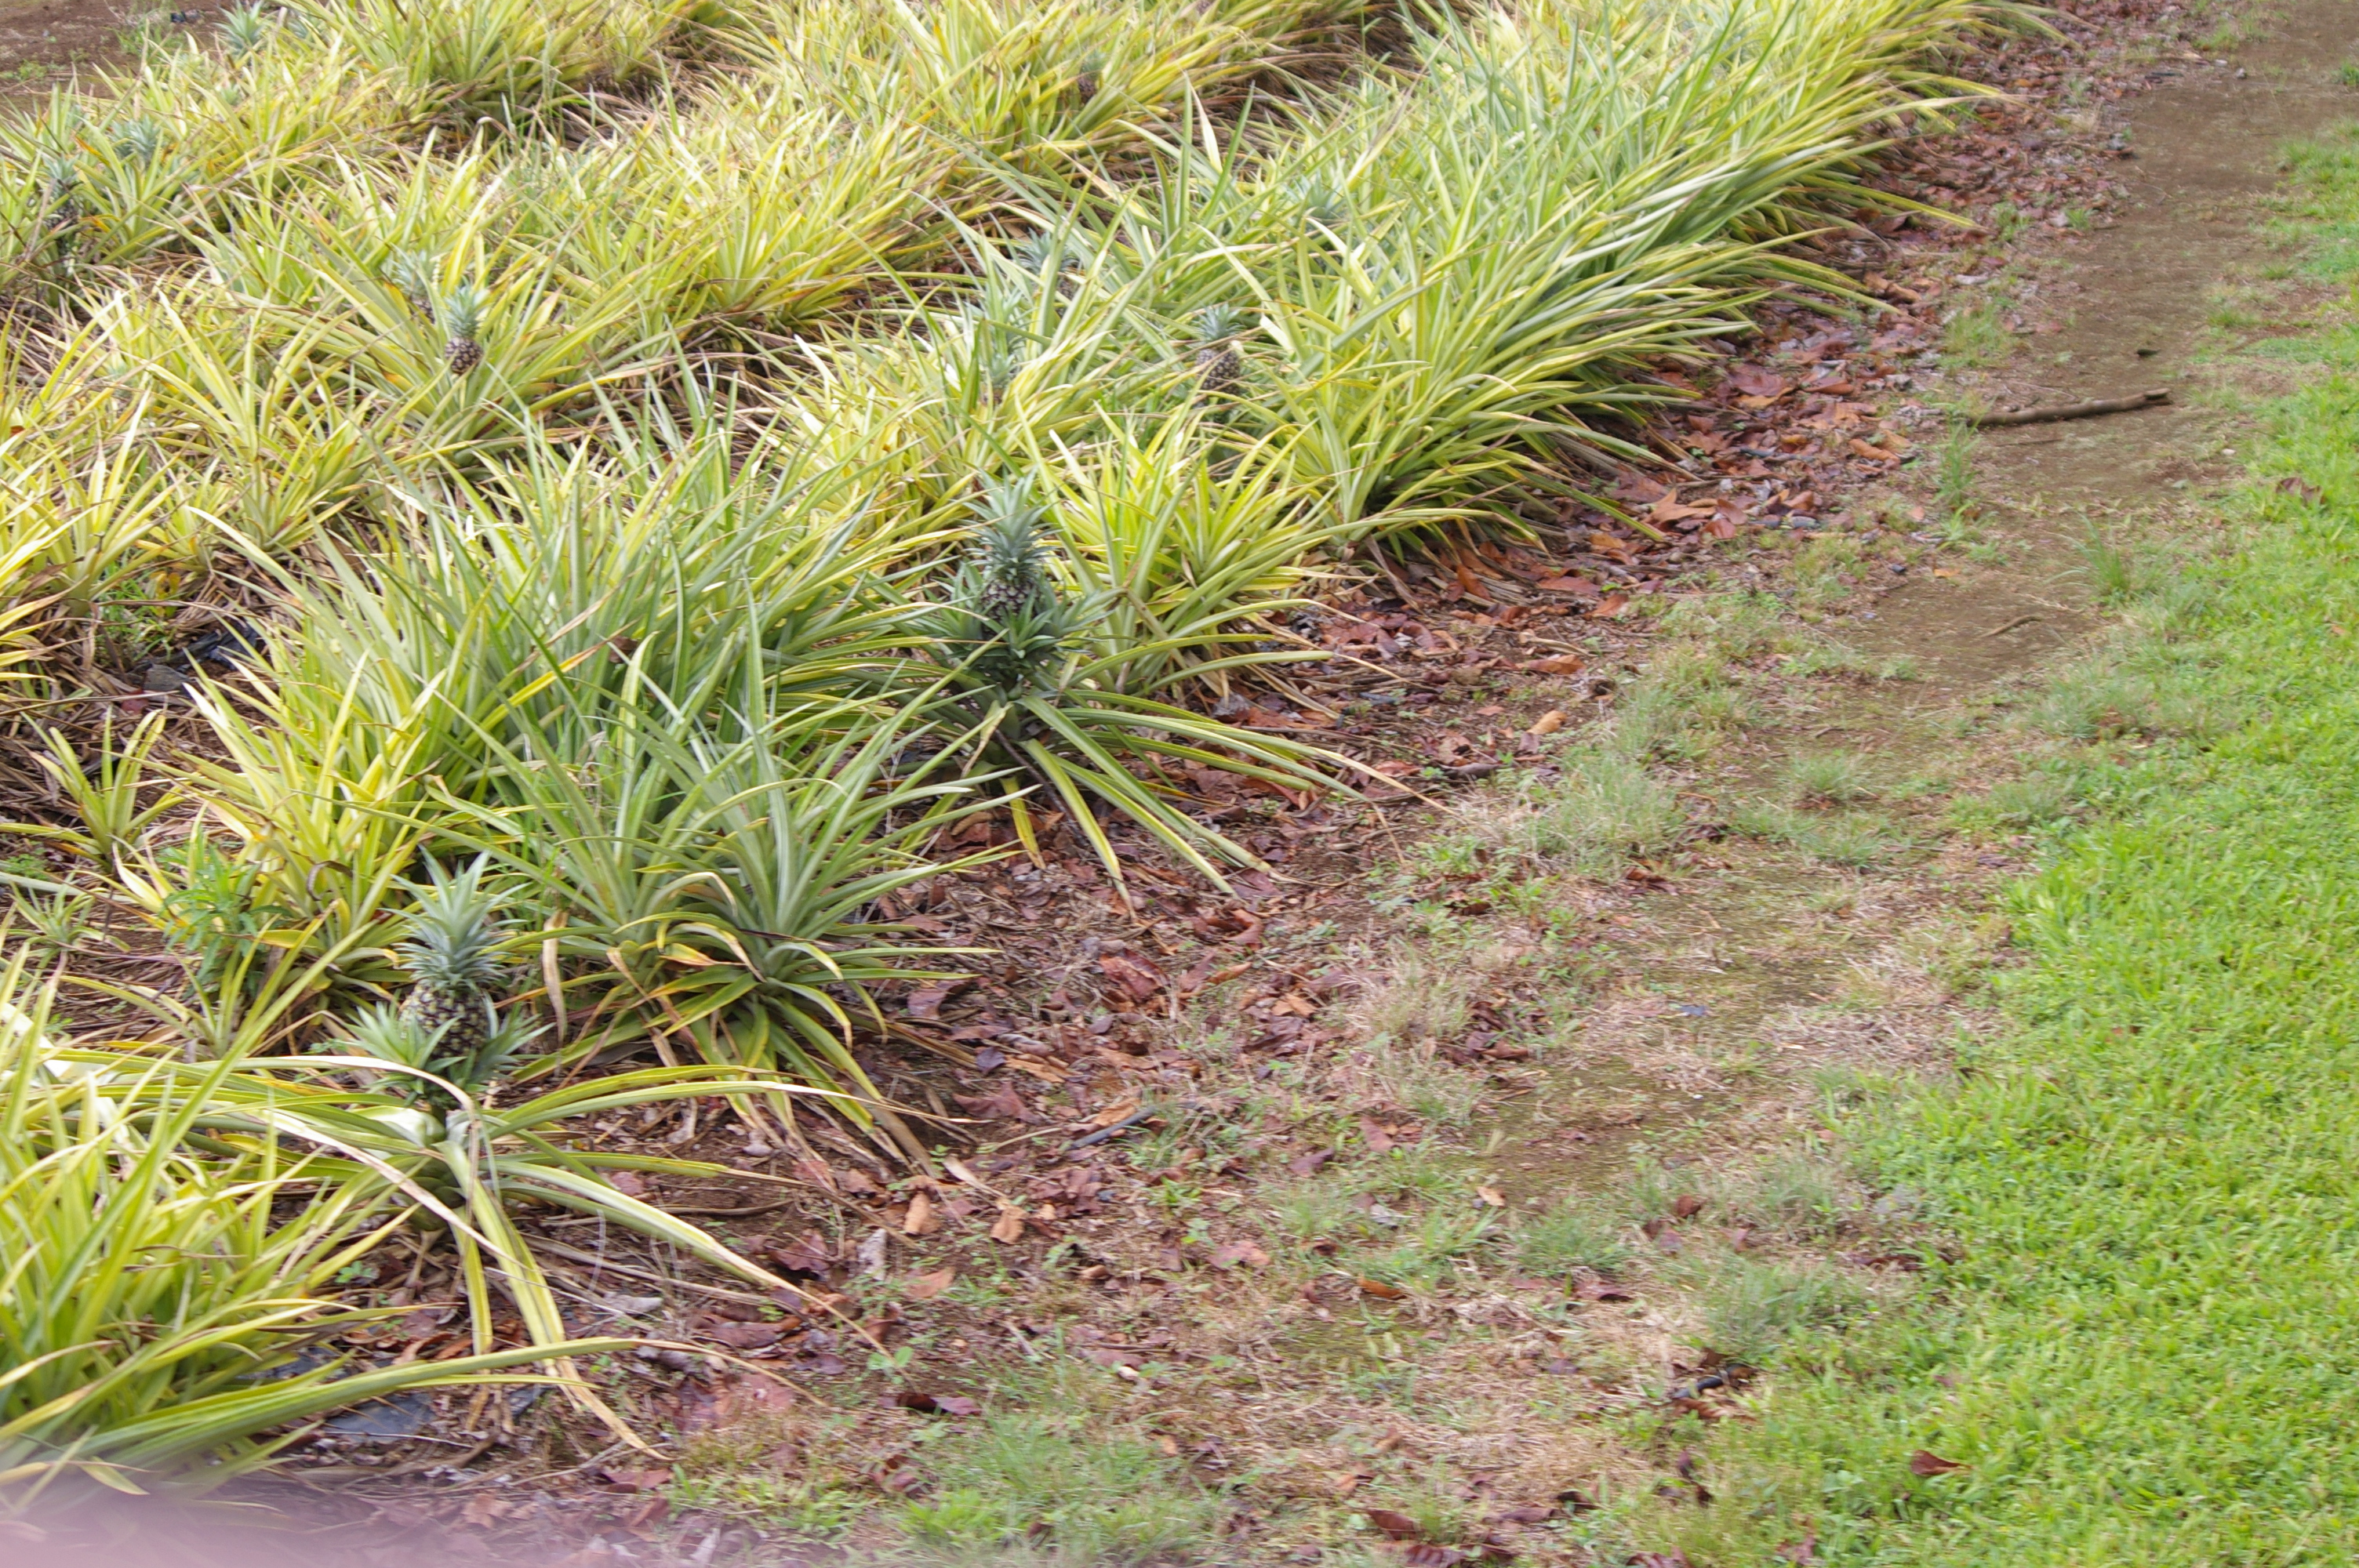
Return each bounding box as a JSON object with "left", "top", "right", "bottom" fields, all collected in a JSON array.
[{"left": 0, "top": 0, "right": 2041, "bottom": 1489}]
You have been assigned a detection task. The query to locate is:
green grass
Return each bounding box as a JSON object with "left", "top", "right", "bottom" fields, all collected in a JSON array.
[{"left": 1656, "top": 125, "right": 2359, "bottom": 1566}]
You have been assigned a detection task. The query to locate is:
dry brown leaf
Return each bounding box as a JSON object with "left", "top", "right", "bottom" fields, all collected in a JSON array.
[
  {"left": 1528, "top": 710, "right": 1566, "bottom": 736},
  {"left": 907, "top": 1267, "right": 958, "bottom": 1301},
  {"left": 1082, "top": 1097, "right": 1143, "bottom": 1131},
  {"left": 989, "top": 1207, "right": 1027, "bottom": 1243},
  {"left": 901, "top": 1190, "right": 939, "bottom": 1236}
]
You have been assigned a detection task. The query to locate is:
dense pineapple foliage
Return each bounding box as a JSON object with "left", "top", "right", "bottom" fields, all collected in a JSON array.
[{"left": 0, "top": 0, "right": 2030, "bottom": 1486}]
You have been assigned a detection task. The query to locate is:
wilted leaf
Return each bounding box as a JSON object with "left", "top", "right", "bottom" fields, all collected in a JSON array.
[
  {"left": 1475, "top": 1187, "right": 1506, "bottom": 1208},
  {"left": 1082, "top": 1097, "right": 1143, "bottom": 1131},
  {"left": 895, "top": 1391, "right": 982, "bottom": 1416},
  {"left": 1725, "top": 364, "right": 1787, "bottom": 398},
  {"left": 1358, "top": 1276, "right": 1408, "bottom": 1301},
  {"left": 1405, "top": 1545, "right": 1467, "bottom": 1567},
  {"left": 990, "top": 1207, "right": 1027, "bottom": 1243},
  {"left": 1081, "top": 1346, "right": 1143, "bottom": 1369},
  {"left": 901, "top": 1190, "right": 939, "bottom": 1236},
  {"left": 956, "top": 1084, "right": 1034, "bottom": 1123},
  {"left": 1594, "top": 593, "right": 1630, "bottom": 619},
  {"left": 1671, "top": 1195, "right": 1705, "bottom": 1219},
  {"left": 905, "top": 983, "right": 958, "bottom": 1021},
  {"left": 1097, "top": 953, "right": 1166, "bottom": 1004},
  {"left": 1909, "top": 1450, "right": 1968, "bottom": 1477},
  {"left": 602, "top": 1466, "right": 674, "bottom": 1493},
  {"left": 766, "top": 1234, "right": 835, "bottom": 1276},
  {"left": 703, "top": 1322, "right": 783, "bottom": 1351},
  {"left": 1209, "top": 1240, "right": 1270, "bottom": 1269},
  {"left": 1528, "top": 710, "right": 1566, "bottom": 736},
  {"left": 1287, "top": 1148, "right": 1333, "bottom": 1178},
  {"left": 1525, "top": 655, "right": 1586, "bottom": 674},
  {"left": 1366, "top": 1508, "right": 1423, "bottom": 1541},
  {"left": 907, "top": 1267, "right": 958, "bottom": 1301}
]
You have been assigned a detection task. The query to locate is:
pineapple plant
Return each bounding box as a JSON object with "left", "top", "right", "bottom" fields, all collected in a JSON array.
[
  {"left": 439, "top": 284, "right": 488, "bottom": 376},
  {"left": 40, "top": 157, "right": 82, "bottom": 236},
  {"left": 394, "top": 858, "right": 507, "bottom": 1062},
  {"left": 1190, "top": 304, "right": 1247, "bottom": 398},
  {"left": 386, "top": 249, "right": 437, "bottom": 318},
  {"left": 944, "top": 477, "right": 1075, "bottom": 697}
]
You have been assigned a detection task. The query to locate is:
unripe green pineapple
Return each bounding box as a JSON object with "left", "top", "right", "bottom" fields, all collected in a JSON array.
[
  {"left": 386, "top": 249, "right": 437, "bottom": 318},
  {"left": 41, "top": 157, "right": 82, "bottom": 234},
  {"left": 1191, "top": 304, "right": 1247, "bottom": 397},
  {"left": 440, "top": 284, "right": 488, "bottom": 376},
  {"left": 969, "top": 478, "right": 1053, "bottom": 622},
  {"left": 395, "top": 858, "right": 506, "bottom": 1060}
]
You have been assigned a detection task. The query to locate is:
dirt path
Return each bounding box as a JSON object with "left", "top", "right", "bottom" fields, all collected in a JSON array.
[
  {"left": 1587, "top": 0, "right": 2359, "bottom": 1142},
  {"left": 0, "top": 0, "right": 127, "bottom": 93},
  {"left": 1857, "top": 0, "right": 2358, "bottom": 684}
]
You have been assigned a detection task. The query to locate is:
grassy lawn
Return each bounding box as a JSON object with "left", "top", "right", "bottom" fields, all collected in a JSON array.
[{"left": 1669, "top": 129, "right": 2359, "bottom": 1566}]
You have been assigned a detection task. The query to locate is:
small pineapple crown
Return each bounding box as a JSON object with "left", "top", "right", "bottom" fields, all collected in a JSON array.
[
  {"left": 218, "top": 5, "right": 271, "bottom": 58},
  {"left": 1191, "top": 304, "right": 1246, "bottom": 347},
  {"left": 385, "top": 249, "right": 438, "bottom": 314},
  {"left": 439, "top": 282, "right": 488, "bottom": 346},
  {"left": 968, "top": 477, "right": 1055, "bottom": 622},
  {"left": 40, "top": 156, "right": 78, "bottom": 201},
  {"left": 1009, "top": 234, "right": 1060, "bottom": 274},
  {"left": 111, "top": 118, "right": 164, "bottom": 165},
  {"left": 395, "top": 856, "right": 506, "bottom": 992}
]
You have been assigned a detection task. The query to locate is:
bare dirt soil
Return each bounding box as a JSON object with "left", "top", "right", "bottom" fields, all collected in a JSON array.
[{"left": 0, "top": 0, "right": 129, "bottom": 92}]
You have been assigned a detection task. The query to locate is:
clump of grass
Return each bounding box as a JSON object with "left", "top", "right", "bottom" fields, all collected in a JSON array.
[
  {"left": 2079, "top": 524, "right": 2143, "bottom": 604},
  {"left": 1942, "top": 299, "right": 2014, "bottom": 368},
  {"left": 1779, "top": 638, "right": 1874, "bottom": 678},
  {"left": 1710, "top": 1151, "right": 1862, "bottom": 1240},
  {"left": 1787, "top": 532, "right": 1866, "bottom": 611},
  {"left": 1437, "top": 752, "right": 1685, "bottom": 878},
  {"left": 2205, "top": 282, "right": 2269, "bottom": 331},
  {"left": 898, "top": 1414, "right": 1219, "bottom": 1562},
  {"left": 1517, "top": 1196, "right": 1634, "bottom": 1276},
  {"left": 1950, "top": 771, "right": 2078, "bottom": 833},
  {"left": 1729, "top": 803, "right": 1899, "bottom": 868},
  {"left": 1783, "top": 751, "right": 1876, "bottom": 806},
  {"left": 2026, "top": 660, "right": 2226, "bottom": 742},
  {"left": 1698, "top": 1258, "right": 1872, "bottom": 1363},
  {"left": 1936, "top": 420, "right": 1979, "bottom": 527},
  {"left": 1656, "top": 592, "right": 1794, "bottom": 662}
]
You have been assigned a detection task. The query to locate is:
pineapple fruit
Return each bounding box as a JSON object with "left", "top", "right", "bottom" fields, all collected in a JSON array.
[
  {"left": 395, "top": 858, "right": 507, "bottom": 1058},
  {"left": 440, "top": 284, "right": 488, "bottom": 376},
  {"left": 1191, "top": 304, "right": 1246, "bottom": 397},
  {"left": 969, "top": 478, "right": 1054, "bottom": 622}
]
